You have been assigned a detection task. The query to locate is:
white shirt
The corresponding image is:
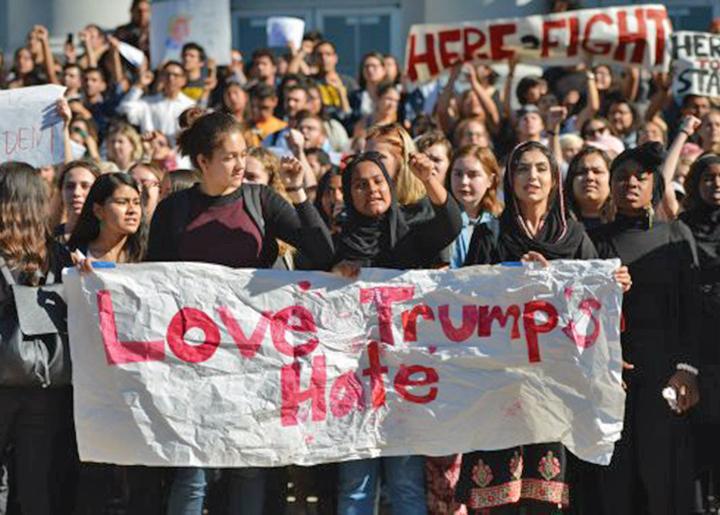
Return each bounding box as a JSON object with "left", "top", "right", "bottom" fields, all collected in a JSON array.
[{"left": 117, "top": 87, "right": 196, "bottom": 142}]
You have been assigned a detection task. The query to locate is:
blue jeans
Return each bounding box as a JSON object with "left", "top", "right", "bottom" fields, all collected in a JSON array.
[
  {"left": 337, "top": 456, "right": 427, "bottom": 515},
  {"left": 227, "top": 467, "right": 267, "bottom": 514},
  {"left": 167, "top": 467, "right": 207, "bottom": 515}
]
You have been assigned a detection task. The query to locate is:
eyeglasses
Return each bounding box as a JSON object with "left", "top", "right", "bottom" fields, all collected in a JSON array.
[{"left": 164, "top": 71, "right": 185, "bottom": 78}]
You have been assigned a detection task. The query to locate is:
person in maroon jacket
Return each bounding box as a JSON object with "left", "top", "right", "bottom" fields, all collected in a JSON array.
[{"left": 147, "top": 110, "right": 334, "bottom": 515}]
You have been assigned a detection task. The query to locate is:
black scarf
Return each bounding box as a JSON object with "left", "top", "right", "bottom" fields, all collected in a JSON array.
[
  {"left": 498, "top": 142, "right": 587, "bottom": 261},
  {"left": 336, "top": 152, "right": 409, "bottom": 266},
  {"left": 685, "top": 205, "right": 720, "bottom": 268}
]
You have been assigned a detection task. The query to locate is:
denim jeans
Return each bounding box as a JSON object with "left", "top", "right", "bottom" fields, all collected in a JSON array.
[
  {"left": 337, "top": 456, "right": 427, "bottom": 515},
  {"left": 227, "top": 467, "right": 267, "bottom": 514},
  {"left": 167, "top": 467, "right": 207, "bottom": 515}
]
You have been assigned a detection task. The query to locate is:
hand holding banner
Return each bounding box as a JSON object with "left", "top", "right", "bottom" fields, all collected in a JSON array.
[{"left": 65, "top": 261, "right": 625, "bottom": 468}]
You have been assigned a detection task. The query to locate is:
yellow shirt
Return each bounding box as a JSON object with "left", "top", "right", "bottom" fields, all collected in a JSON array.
[{"left": 254, "top": 116, "right": 287, "bottom": 140}]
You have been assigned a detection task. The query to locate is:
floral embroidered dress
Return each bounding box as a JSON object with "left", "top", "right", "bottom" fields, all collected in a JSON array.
[
  {"left": 455, "top": 141, "right": 597, "bottom": 511},
  {"left": 455, "top": 445, "right": 568, "bottom": 510}
]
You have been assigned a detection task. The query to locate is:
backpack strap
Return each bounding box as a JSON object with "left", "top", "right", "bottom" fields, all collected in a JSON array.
[
  {"left": 242, "top": 184, "right": 266, "bottom": 238},
  {"left": 170, "top": 188, "right": 193, "bottom": 250}
]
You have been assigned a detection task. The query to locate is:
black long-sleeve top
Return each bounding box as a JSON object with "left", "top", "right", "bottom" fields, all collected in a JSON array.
[
  {"left": 147, "top": 183, "right": 334, "bottom": 270},
  {"left": 590, "top": 217, "right": 700, "bottom": 372},
  {"left": 334, "top": 196, "right": 463, "bottom": 270}
]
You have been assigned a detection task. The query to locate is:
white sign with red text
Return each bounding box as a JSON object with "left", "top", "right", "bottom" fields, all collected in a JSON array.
[
  {"left": 65, "top": 260, "right": 625, "bottom": 467},
  {"left": 0, "top": 84, "right": 65, "bottom": 166},
  {"left": 405, "top": 4, "right": 672, "bottom": 83}
]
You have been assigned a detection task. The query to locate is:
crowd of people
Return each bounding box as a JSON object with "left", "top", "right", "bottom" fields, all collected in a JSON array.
[{"left": 0, "top": 0, "right": 720, "bottom": 513}]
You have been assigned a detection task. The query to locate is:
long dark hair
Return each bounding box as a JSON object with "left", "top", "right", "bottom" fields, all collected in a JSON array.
[
  {"left": 505, "top": 140, "right": 566, "bottom": 241},
  {"left": 314, "top": 166, "right": 344, "bottom": 228},
  {"left": 0, "top": 161, "right": 50, "bottom": 281},
  {"left": 683, "top": 153, "right": 720, "bottom": 211},
  {"left": 67, "top": 173, "right": 148, "bottom": 263},
  {"left": 358, "top": 52, "right": 385, "bottom": 90},
  {"left": 564, "top": 146, "right": 612, "bottom": 221}
]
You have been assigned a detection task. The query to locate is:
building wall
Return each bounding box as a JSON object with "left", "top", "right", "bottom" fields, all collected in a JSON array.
[
  {"left": 420, "top": 0, "right": 551, "bottom": 24},
  {"left": 0, "top": 0, "right": 717, "bottom": 65},
  {"left": 0, "top": 0, "right": 131, "bottom": 56}
]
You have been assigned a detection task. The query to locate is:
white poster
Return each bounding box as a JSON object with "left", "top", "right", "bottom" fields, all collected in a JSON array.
[
  {"left": 0, "top": 84, "right": 66, "bottom": 167},
  {"left": 671, "top": 31, "right": 720, "bottom": 98},
  {"left": 150, "top": 0, "right": 232, "bottom": 68},
  {"left": 65, "top": 261, "right": 625, "bottom": 468},
  {"left": 118, "top": 41, "right": 147, "bottom": 68},
  {"left": 405, "top": 4, "right": 672, "bottom": 83},
  {"left": 267, "top": 17, "right": 305, "bottom": 50}
]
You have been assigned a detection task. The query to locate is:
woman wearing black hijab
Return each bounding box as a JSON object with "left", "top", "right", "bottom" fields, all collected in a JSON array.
[
  {"left": 333, "top": 150, "right": 462, "bottom": 515},
  {"left": 456, "top": 141, "right": 600, "bottom": 513},
  {"left": 334, "top": 151, "right": 462, "bottom": 271},
  {"left": 679, "top": 153, "right": 720, "bottom": 511},
  {"left": 585, "top": 142, "right": 700, "bottom": 515}
]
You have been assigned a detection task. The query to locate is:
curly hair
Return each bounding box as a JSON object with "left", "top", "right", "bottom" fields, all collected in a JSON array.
[
  {"left": 247, "top": 147, "right": 287, "bottom": 199},
  {"left": 683, "top": 153, "right": 720, "bottom": 211}
]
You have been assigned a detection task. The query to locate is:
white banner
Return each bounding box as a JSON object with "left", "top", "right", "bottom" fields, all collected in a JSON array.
[
  {"left": 0, "top": 84, "right": 66, "bottom": 167},
  {"left": 671, "top": 31, "right": 720, "bottom": 98},
  {"left": 405, "top": 4, "right": 672, "bottom": 83},
  {"left": 150, "top": 0, "right": 232, "bottom": 69},
  {"left": 65, "top": 260, "right": 625, "bottom": 467}
]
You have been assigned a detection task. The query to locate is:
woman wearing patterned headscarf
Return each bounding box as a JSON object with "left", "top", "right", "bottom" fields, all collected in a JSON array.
[{"left": 457, "top": 141, "right": 600, "bottom": 513}]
